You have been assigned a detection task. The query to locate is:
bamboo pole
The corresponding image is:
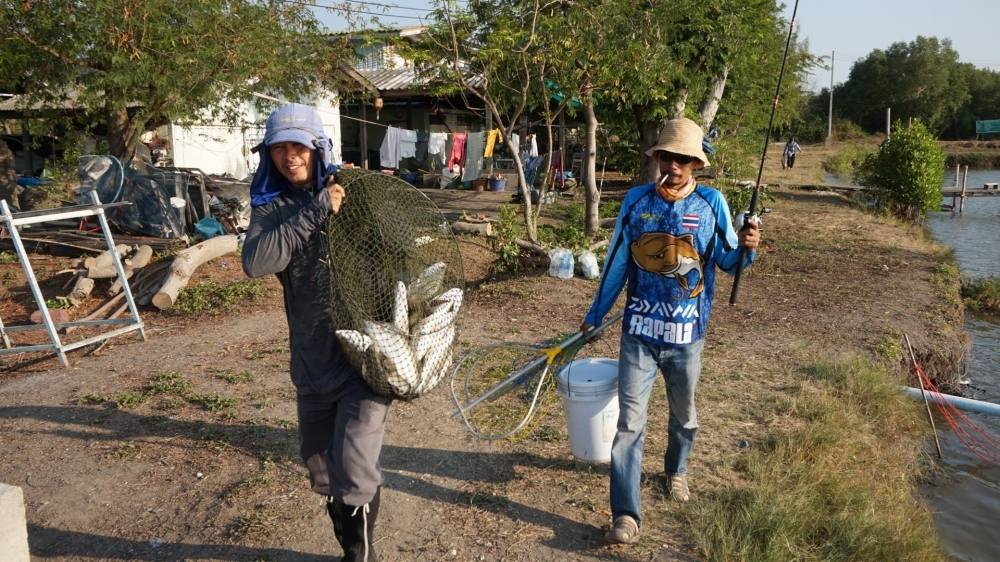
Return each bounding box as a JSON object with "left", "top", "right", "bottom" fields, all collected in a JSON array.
[{"left": 904, "top": 334, "right": 943, "bottom": 460}]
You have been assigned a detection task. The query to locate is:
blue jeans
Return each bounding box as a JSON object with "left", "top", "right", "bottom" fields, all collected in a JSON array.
[{"left": 610, "top": 333, "right": 704, "bottom": 522}]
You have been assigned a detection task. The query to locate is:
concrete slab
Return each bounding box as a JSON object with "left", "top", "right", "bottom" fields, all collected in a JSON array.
[{"left": 0, "top": 483, "right": 30, "bottom": 562}]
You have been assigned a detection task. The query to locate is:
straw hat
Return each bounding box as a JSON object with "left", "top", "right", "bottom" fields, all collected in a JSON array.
[{"left": 644, "top": 118, "right": 709, "bottom": 168}]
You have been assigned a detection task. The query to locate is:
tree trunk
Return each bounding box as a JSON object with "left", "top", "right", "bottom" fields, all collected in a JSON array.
[
  {"left": 670, "top": 88, "right": 689, "bottom": 119},
  {"left": 152, "top": 235, "right": 239, "bottom": 310},
  {"left": 106, "top": 101, "right": 139, "bottom": 163},
  {"left": 635, "top": 105, "right": 661, "bottom": 185},
  {"left": 698, "top": 67, "right": 729, "bottom": 128},
  {"left": 583, "top": 89, "right": 600, "bottom": 237}
]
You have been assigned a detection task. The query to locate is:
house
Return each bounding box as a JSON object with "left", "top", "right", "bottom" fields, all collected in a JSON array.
[
  {"left": 159, "top": 91, "right": 343, "bottom": 180},
  {"left": 338, "top": 27, "right": 493, "bottom": 174}
]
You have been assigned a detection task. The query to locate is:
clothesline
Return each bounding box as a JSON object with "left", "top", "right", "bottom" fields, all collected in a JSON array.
[{"left": 240, "top": 84, "right": 546, "bottom": 174}]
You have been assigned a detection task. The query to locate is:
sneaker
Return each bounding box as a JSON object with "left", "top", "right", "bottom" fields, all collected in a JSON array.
[
  {"left": 605, "top": 515, "right": 640, "bottom": 544},
  {"left": 669, "top": 473, "right": 690, "bottom": 502}
]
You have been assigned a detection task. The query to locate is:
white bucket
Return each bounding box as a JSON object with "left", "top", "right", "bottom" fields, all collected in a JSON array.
[{"left": 557, "top": 358, "right": 619, "bottom": 463}]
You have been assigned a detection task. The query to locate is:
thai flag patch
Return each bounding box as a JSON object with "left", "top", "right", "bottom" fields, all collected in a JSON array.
[{"left": 682, "top": 213, "right": 699, "bottom": 229}]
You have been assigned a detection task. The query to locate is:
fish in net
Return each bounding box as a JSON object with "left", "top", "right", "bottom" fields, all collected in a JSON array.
[{"left": 326, "top": 169, "right": 464, "bottom": 400}]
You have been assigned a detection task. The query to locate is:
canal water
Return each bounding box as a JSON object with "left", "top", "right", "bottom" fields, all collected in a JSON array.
[{"left": 923, "top": 169, "right": 1000, "bottom": 562}]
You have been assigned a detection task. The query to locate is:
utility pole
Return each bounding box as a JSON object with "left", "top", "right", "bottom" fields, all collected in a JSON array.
[
  {"left": 886, "top": 107, "right": 892, "bottom": 139},
  {"left": 826, "top": 50, "right": 834, "bottom": 146}
]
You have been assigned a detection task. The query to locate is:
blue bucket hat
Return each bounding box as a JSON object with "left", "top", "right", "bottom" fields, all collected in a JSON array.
[{"left": 250, "top": 103, "right": 338, "bottom": 207}]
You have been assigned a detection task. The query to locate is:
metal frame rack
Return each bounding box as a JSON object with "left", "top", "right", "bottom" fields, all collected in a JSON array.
[{"left": 0, "top": 191, "right": 146, "bottom": 367}]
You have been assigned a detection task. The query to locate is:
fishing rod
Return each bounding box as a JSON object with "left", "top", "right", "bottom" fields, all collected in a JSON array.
[{"left": 729, "top": 0, "right": 800, "bottom": 305}]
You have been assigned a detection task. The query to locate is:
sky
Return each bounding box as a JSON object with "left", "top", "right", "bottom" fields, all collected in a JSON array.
[{"left": 312, "top": 0, "right": 1000, "bottom": 92}]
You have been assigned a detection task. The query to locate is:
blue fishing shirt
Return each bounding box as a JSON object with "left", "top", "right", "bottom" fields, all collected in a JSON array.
[{"left": 584, "top": 183, "right": 756, "bottom": 347}]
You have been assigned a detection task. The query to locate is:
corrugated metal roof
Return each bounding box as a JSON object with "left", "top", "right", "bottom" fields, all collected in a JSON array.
[{"left": 359, "top": 67, "right": 427, "bottom": 92}]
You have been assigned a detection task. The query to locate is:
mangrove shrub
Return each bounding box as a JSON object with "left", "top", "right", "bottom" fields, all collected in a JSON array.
[{"left": 856, "top": 121, "right": 945, "bottom": 222}]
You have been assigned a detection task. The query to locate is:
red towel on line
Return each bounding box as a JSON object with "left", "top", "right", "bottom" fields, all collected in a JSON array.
[{"left": 448, "top": 132, "right": 467, "bottom": 170}]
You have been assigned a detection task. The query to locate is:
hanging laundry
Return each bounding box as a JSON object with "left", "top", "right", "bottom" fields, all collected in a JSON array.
[
  {"left": 415, "top": 130, "right": 429, "bottom": 161},
  {"left": 379, "top": 126, "right": 401, "bottom": 169},
  {"left": 428, "top": 132, "right": 448, "bottom": 167},
  {"left": 484, "top": 129, "right": 502, "bottom": 157},
  {"left": 448, "top": 132, "right": 467, "bottom": 170},
  {"left": 399, "top": 128, "right": 418, "bottom": 160},
  {"left": 529, "top": 134, "right": 539, "bottom": 158},
  {"left": 462, "top": 131, "right": 486, "bottom": 182},
  {"left": 509, "top": 133, "right": 520, "bottom": 155}
]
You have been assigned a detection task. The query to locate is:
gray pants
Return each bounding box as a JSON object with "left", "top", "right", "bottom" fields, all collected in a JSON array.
[{"left": 297, "top": 377, "right": 391, "bottom": 506}]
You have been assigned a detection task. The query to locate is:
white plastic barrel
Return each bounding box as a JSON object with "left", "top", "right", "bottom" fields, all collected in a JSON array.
[{"left": 557, "top": 358, "right": 619, "bottom": 463}]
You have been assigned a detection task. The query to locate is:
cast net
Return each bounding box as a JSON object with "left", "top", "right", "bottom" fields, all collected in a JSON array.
[{"left": 325, "top": 169, "right": 464, "bottom": 401}]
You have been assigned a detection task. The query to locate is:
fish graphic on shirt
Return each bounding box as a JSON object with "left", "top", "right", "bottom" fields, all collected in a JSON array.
[{"left": 630, "top": 231, "right": 704, "bottom": 298}]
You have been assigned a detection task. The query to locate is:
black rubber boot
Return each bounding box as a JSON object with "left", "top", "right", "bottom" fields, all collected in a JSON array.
[{"left": 328, "top": 487, "right": 381, "bottom": 562}]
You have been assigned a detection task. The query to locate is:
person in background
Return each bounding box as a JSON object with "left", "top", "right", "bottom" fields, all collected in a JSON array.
[
  {"left": 783, "top": 137, "right": 802, "bottom": 169},
  {"left": 580, "top": 117, "right": 760, "bottom": 545},
  {"left": 242, "top": 103, "right": 387, "bottom": 562}
]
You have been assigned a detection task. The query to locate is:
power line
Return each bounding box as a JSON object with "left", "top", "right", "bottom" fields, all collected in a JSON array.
[
  {"left": 342, "top": 0, "right": 437, "bottom": 13},
  {"left": 278, "top": 0, "right": 429, "bottom": 21}
]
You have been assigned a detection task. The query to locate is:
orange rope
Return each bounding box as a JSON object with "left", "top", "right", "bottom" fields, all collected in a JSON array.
[{"left": 912, "top": 361, "right": 1000, "bottom": 464}]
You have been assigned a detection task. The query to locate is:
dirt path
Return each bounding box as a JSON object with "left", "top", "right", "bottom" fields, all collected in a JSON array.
[{"left": 0, "top": 177, "right": 964, "bottom": 561}]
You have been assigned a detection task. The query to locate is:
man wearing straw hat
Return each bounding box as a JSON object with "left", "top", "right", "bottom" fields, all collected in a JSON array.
[
  {"left": 242, "top": 103, "right": 387, "bottom": 561},
  {"left": 581, "top": 117, "right": 760, "bottom": 544}
]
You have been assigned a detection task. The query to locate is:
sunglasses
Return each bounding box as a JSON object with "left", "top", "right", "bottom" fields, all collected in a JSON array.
[{"left": 657, "top": 151, "right": 697, "bottom": 165}]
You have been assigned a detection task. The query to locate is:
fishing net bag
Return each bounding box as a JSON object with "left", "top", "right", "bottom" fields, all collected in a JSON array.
[{"left": 326, "top": 169, "right": 464, "bottom": 400}]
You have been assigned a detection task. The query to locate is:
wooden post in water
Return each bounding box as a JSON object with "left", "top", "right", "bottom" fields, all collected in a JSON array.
[{"left": 960, "top": 165, "right": 969, "bottom": 214}]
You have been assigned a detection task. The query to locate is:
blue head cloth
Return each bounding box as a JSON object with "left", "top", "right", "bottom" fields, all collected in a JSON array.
[{"left": 250, "top": 103, "right": 338, "bottom": 207}]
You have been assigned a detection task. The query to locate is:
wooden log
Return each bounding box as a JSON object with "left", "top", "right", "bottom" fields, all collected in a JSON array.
[
  {"left": 84, "top": 244, "right": 132, "bottom": 279},
  {"left": 151, "top": 235, "right": 238, "bottom": 310},
  {"left": 589, "top": 239, "right": 609, "bottom": 252},
  {"left": 68, "top": 276, "right": 95, "bottom": 306},
  {"left": 108, "top": 245, "right": 152, "bottom": 296},
  {"left": 452, "top": 221, "right": 494, "bottom": 237},
  {"left": 515, "top": 239, "right": 547, "bottom": 257}
]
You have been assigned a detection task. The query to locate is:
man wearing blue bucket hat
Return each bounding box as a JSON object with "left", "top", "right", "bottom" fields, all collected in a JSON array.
[
  {"left": 580, "top": 117, "right": 760, "bottom": 544},
  {"left": 242, "top": 103, "right": 388, "bottom": 561}
]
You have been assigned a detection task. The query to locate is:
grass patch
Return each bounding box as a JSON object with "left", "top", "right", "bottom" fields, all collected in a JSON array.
[
  {"left": 78, "top": 391, "right": 149, "bottom": 409},
  {"left": 685, "top": 357, "right": 943, "bottom": 562},
  {"left": 173, "top": 279, "right": 266, "bottom": 315},
  {"left": 147, "top": 370, "right": 191, "bottom": 395},
  {"left": 76, "top": 371, "right": 238, "bottom": 416},
  {"left": 871, "top": 330, "right": 903, "bottom": 363},
  {"left": 187, "top": 392, "right": 238, "bottom": 412},
  {"left": 0, "top": 251, "right": 18, "bottom": 264},
  {"left": 822, "top": 143, "right": 871, "bottom": 180},
  {"left": 211, "top": 368, "right": 256, "bottom": 384},
  {"left": 961, "top": 276, "right": 1000, "bottom": 315},
  {"left": 931, "top": 262, "right": 963, "bottom": 310},
  {"left": 231, "top": 507, "right": 277, "bottom": 539}
]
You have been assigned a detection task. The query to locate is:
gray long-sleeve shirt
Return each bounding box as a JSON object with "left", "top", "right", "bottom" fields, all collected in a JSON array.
[{"left": 242, "top": 186, "right": 355, "bottom": 395}]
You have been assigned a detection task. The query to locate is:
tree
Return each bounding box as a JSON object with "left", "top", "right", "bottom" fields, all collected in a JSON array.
[
  {"left": 0, "top": 0, "right": 349, "bottom": 161},
  {"left": 855, "top": 120, "right": 945, "bottom": 222},
  {"left": 410, "top": 0, "right": 559, "bottom": 243},
  {"left": 940, "top": 65, "right": 1000, "bottom": 139},
  {"left": 835, "top": 36, "right": 969, "bottom": 135},
  {"left": 538, "top": 0, "right": 805, "bottom": 233}
]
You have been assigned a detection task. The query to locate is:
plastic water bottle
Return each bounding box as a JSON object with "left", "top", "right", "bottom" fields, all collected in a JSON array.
[
  {"left": 577, "top": 251, "right": 600, "bottom": 280},
  {"left": 548, "top": 248, "right": 574, "bottom": 279}
]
